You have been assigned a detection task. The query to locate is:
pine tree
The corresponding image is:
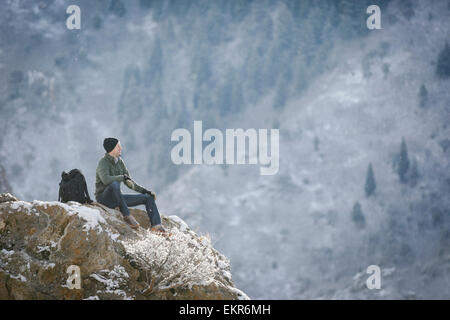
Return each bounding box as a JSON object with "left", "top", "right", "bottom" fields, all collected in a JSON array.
[
  {"left": 109, "top": 0, "right": 126, "bottom": 17},
  {"left": 419, "top": 84, "right": 428, "bottom": 108},
  {"left": 408, "top": 158, "right": 419, "bottom": 187},
  {"left": 313, "top": 136, "right": 320, "bottom": 151},
  {"left": 365, "top": 163, "right": 376, "bottom": 197},
  {"left": 436, "top": 43, "right": 450, "bottom": 78},
  {"left": 398, "top": 137, "right": 410, "bottom": 183},
  {"left": 351, "top": 201, "right": 365, "bottom": 229}
]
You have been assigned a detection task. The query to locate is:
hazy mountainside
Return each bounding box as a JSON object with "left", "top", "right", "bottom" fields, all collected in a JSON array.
[
  {"left": 0, "top": 0, "right": 392, "bottom": 201},
  {"left": 158, "top": 1, "right": 450, "bottom": 299},
  {"left": 1, "top": 0, "right": 450, "bottom": 299},
  {"left": 0, "top": 192, "right": 248, "bottom": 300}
]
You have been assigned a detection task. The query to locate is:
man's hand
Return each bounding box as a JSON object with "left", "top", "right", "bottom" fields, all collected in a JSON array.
[
  {"left": 143, "top": 188, "right": 156, "bottom": 200},
  {"left": 123, "top": 174, "right": 135, "bottom": 189}
]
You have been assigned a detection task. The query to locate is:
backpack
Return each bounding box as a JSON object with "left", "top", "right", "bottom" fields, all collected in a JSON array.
[{"left": 58, "top": 169, "right": 93, "bottom": 204}]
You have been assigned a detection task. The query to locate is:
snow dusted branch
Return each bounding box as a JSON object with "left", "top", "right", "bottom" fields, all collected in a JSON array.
[{"left": 122, "top": 227, "right": 220, "bottom": 295}]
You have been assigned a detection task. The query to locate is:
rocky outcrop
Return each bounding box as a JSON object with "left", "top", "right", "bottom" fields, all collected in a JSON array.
[{"left": 0, "top": 193, "right": 248, "bottom": 300}]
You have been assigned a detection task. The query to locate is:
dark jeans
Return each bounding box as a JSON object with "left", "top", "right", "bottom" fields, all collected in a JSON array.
[{"left": 97, "top": 181, "right": 161, "bottom": 227}]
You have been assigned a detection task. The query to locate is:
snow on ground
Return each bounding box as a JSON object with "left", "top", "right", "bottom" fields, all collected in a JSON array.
[
  {"left": 168, "top": 215, "right": 190, "bottom": 232},
  {"left": 31, "top": 200, "right": 106, "bottom": 232}
]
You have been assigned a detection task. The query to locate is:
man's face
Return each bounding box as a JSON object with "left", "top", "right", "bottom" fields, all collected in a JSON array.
[{"left": 110, "top": 141, "right": 122, "bottom": 157}]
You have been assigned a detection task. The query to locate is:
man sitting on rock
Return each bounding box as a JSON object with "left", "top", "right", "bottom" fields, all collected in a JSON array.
[{"left": 95, "top": 137, "right": 168, "bottom": 235}]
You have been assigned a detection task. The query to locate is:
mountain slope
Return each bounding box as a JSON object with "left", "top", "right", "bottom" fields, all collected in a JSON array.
[{"left": 158, "top": 0, "right": 450, "bottom": 299}]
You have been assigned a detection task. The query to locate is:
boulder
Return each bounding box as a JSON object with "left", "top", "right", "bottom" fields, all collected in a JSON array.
[{"left": 0, "top": 193, "right": 249, "bottom": 300}]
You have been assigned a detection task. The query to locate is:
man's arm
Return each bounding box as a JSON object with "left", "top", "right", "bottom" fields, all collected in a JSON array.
[
  {"left": 122, "top": 161, "right": 146, "bottom": 194},
  {"left": 97, "top": 160, "right": 124, "bottom": 185}
]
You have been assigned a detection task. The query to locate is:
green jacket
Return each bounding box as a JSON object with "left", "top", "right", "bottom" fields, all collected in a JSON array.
[{"left": 95, "top": 153, "right": 146, "bottom": 199}]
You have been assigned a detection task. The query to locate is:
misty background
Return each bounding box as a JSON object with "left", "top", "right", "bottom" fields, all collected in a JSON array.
[{"left": 1, "top": 0, "right": 450, "bottom": 299}]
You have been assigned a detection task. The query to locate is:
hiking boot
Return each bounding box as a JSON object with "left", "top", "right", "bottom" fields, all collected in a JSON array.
[
  {"left": 151, "top": 225, "right": 171, "bottom": 237},
  {"left": 124, "top": 215, "right": 140, "bottom": 229}
]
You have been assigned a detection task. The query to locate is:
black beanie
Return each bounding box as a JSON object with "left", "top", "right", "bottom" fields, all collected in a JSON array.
[{"left": 103, "top": 137, "right": 119, "bottom": 153}]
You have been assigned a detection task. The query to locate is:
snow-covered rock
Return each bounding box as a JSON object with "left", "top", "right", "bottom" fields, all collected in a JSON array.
[{"left": 0, "top": 193, "right": 248, "bottom": 300}]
